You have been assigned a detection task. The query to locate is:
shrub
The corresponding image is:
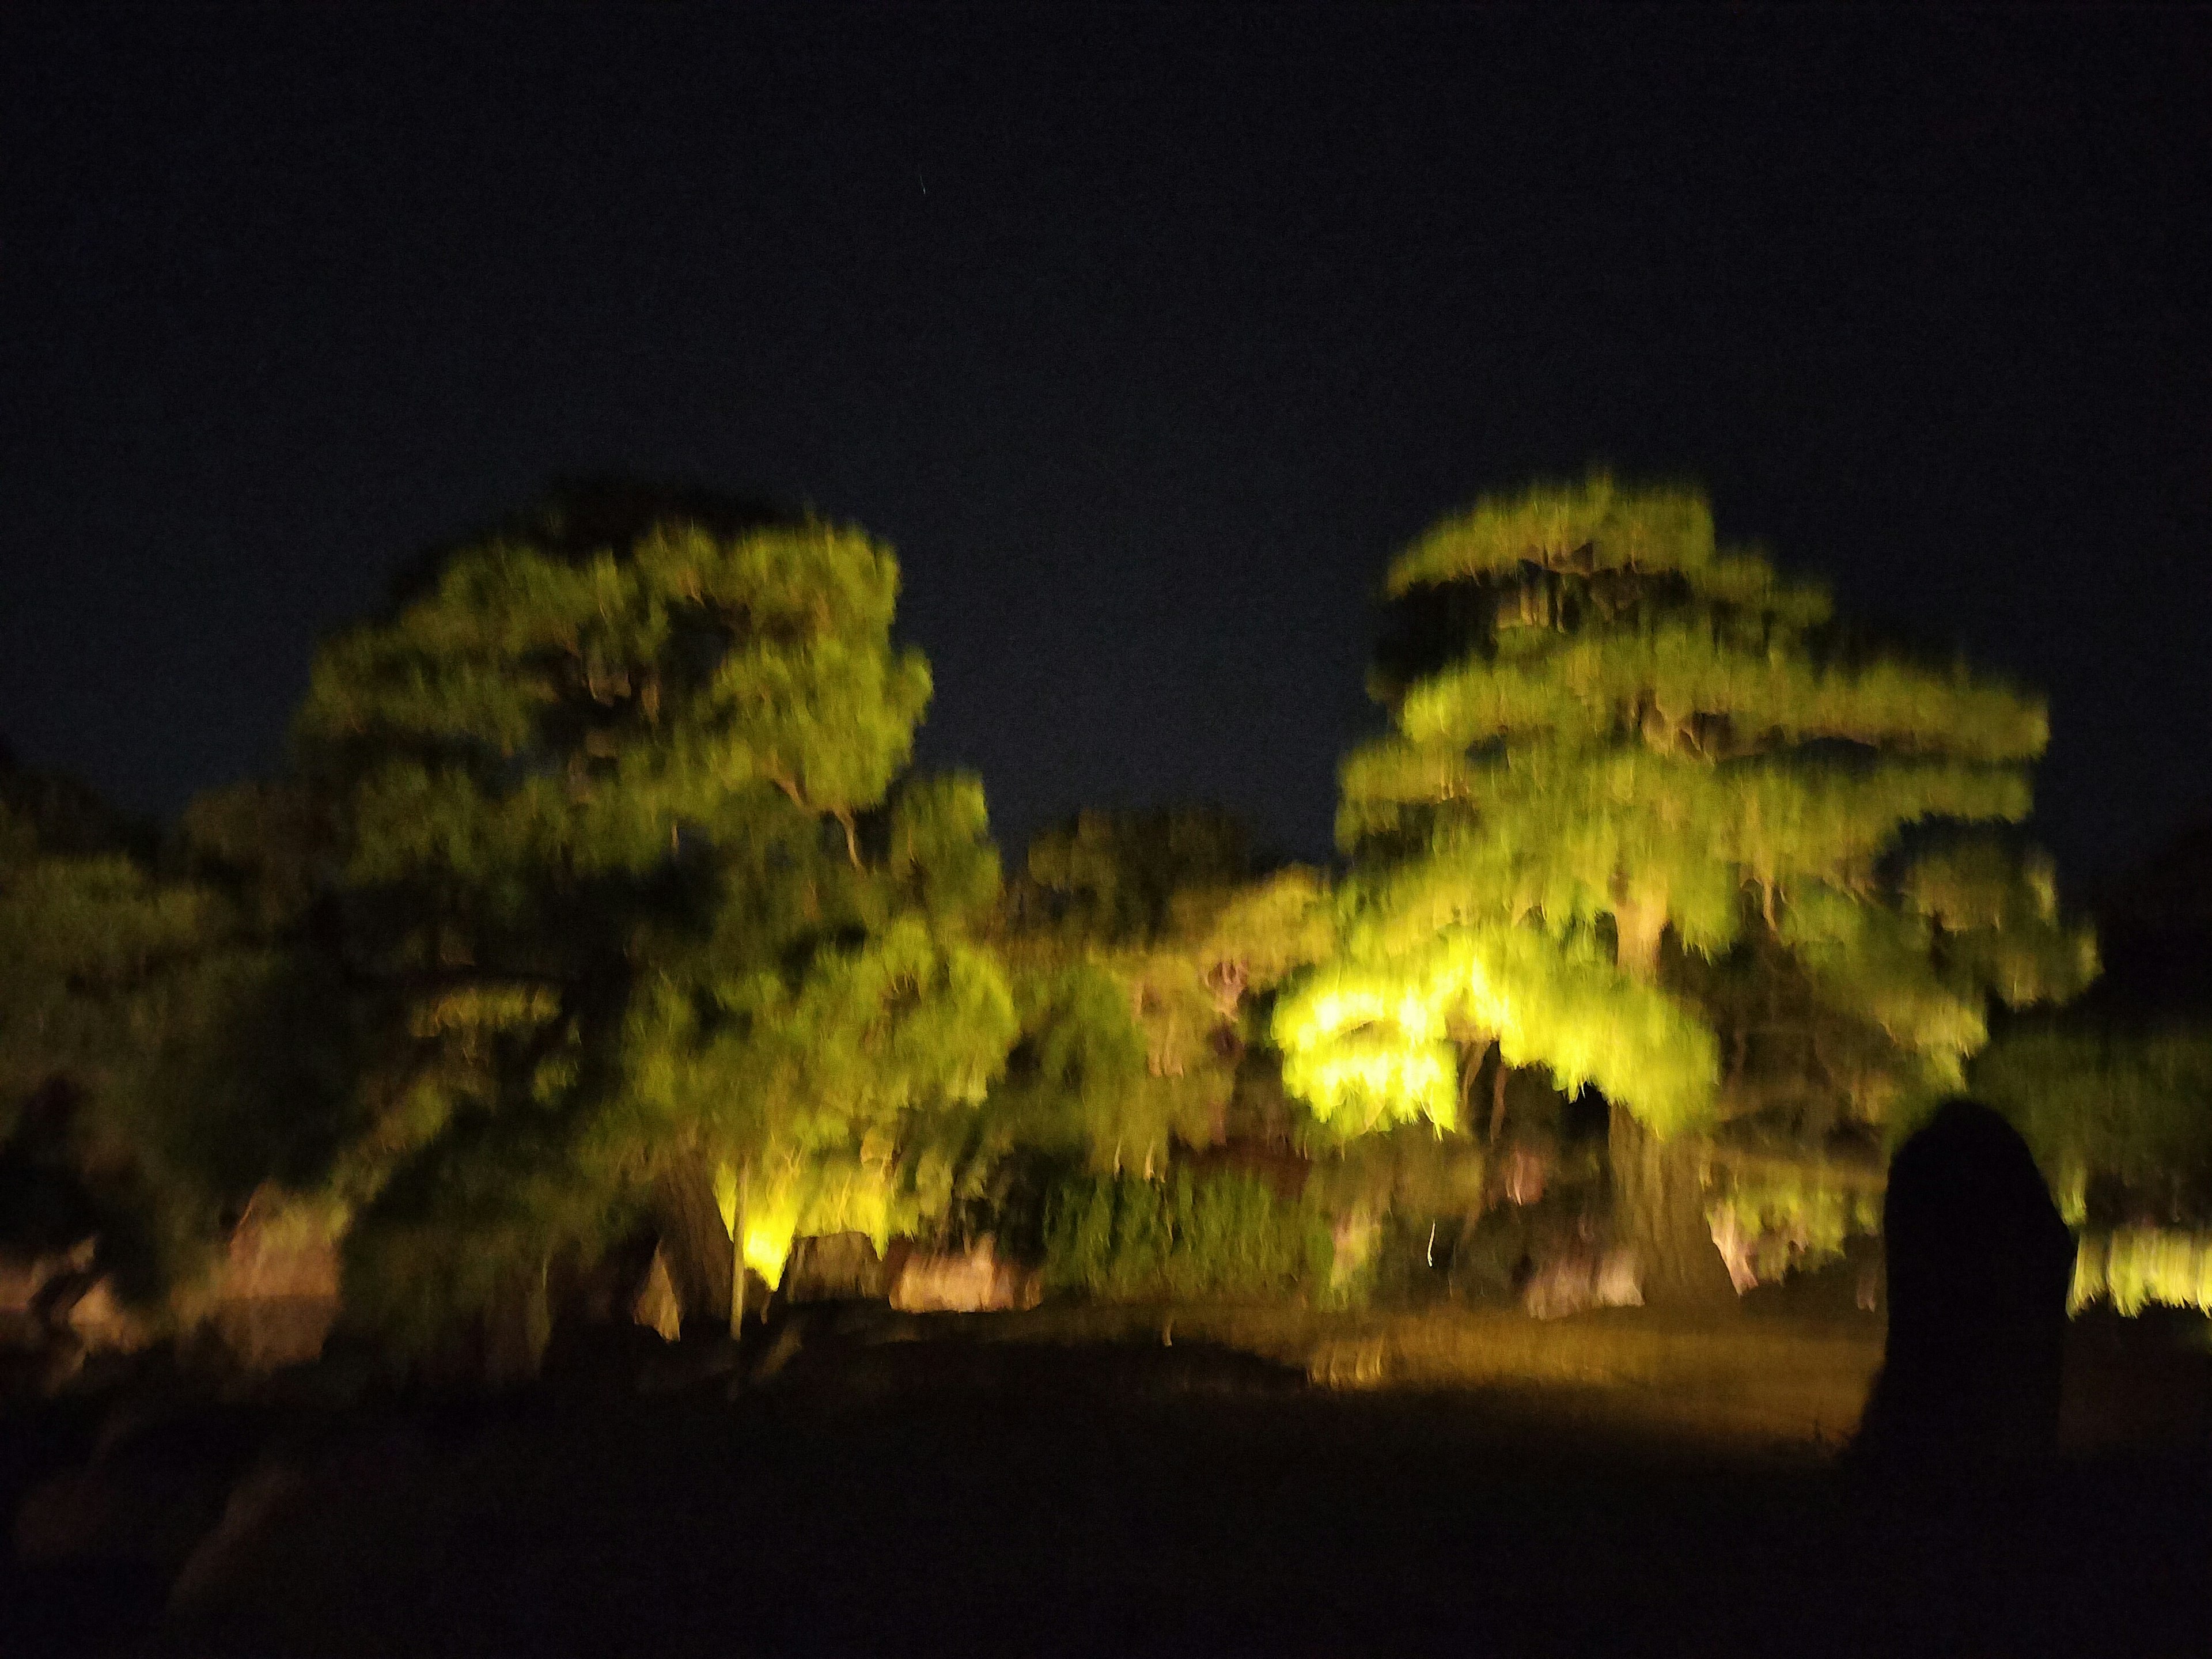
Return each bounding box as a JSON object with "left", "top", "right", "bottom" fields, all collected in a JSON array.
[{"left": 1040, "top": 1168, "right": 1330, "bottom": 1301}]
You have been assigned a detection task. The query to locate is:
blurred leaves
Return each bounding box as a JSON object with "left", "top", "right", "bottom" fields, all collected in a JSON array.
[{"left": 1285, "top": 471, "right": 2085, "bottom": 1156}]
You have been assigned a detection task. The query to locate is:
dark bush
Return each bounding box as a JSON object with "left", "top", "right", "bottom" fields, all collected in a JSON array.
[{"left": 1040, "top": 1168, "right": 1330, "bottom": 1301}]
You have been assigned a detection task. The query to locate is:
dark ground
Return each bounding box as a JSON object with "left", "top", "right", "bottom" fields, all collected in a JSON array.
[{"left": 5, "top": 1310, "right": 2209, "bottom": 1658}]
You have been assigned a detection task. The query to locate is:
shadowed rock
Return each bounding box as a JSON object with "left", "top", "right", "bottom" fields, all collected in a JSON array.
[
  {"left": 783, "top": 1231, "right": 891, "bottom": 1304},
  {"left": 209, "top": 1191, "right": 342, "bottom": 1371},
  {"left": 887, "top": 1238, "right": 1039, "bottom": 1313},
  {"left": 1853, "top": 1097, "right": 2075, "bottom": 1467}
]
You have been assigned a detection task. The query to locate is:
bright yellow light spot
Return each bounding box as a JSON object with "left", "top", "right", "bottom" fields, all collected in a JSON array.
[
  {"left": 716, "top": 1150, "right": 917, "bottom": 1290},
  {"left": 744, "top": 1221, "right": 797, "bottom": 1289}
]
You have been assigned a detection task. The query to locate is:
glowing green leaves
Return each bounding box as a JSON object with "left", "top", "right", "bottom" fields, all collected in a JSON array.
[
  {"left": 297, "top": 518, "right": 931, "bottom": 890},
  {"left": 1275, "top": 923, "right": 1719, "bottom": 1139},
  {"left": 1289, "top": 471, "right": 2069, "bottom": 1146},
  {"left": 1975, "top": 1022, "right": 2212, "bottom": 1195},
  {"left": 293, "top": 489, "right": 1024, "bottom": 1347},
  {"left": 996, "top": 810, "right": 1331, "bottom": 1174},
  {"left": 1397, "top": 624, "right": 2046, "bottom": 763},
  {"left": 1275, "top": 963, "right": 1459, "bottom": 1132},
  {"left": 2070, "top": 1229, "right": 2212, "bottom": 1317},
  {"left": 1388, "top": 470, "right": 1721, "bottom": 592}
]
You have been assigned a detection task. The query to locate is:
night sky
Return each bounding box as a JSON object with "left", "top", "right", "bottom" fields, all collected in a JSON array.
[{"left": 5, "top": 7, "right": 2208, "bottom": 887}]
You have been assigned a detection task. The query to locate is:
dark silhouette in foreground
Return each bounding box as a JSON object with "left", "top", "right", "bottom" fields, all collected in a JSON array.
[{"left": 1853, "top": 1097, "right": 2075, "bottom": 1468}]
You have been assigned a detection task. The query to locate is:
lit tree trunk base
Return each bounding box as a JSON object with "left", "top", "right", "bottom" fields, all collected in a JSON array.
[{"left": 1608, "top": 1105, "right": 1739, "bottom": 1313}]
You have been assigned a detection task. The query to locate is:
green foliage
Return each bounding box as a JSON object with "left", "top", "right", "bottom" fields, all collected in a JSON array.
[
  {"left": 0, "top": 843, "right": 217, "bottom": 1142},
  {"left": 1283, "top": 471, "right": 2077, "bottom": 1153},
  {"left": 299, "top": 517, "right": 930, "bottom": 857},
  {"left": 1705, "top": 1164, "right": 1883, "bottom": 1281},
  {"left": 982, "top": 962, "right": 1153, "bottom": 1157},
  {"left": 0, "top": 468, "right": 2130, "bottom": 1348},
  {"left": 1298, "top": 1123, "right": 1490, "bottom": 1221},
  {"left": 0, "top": 775, "right": 355, "bottom": 1302},
  {"left": 994, "top": 809, "right": 1331, "bottom": 1172},
  {"left": 1395, "top": 625, "right": 2041, "bottom": 764},
  {"left": 1974, "top": 1020, "right": 2212, "bottom": 1216},
  {"left": 888, "top": 774, "right": 1003, "bottom": 924},
  {"left": 286, "top": 490, "right": 1018, "bottom": 1343},
  {"left": 1021, "top": 808, "right": 1252, "bottom": 945},
  {"left": 1387, "top": 471, "right": 1796, "bottom": 601},
  {"left": 713, "top": 1128, "right": 998, "bottom": 1290},
  {"left": 2070, "top": 1228, "right": 2212, "bottom": 1316},
  {"left": 1040, "top": 1166, "right": 1331, "bottom": 1301},
  {"left": 339, "top": 1117, "right": 618, "bottom": 1362},
  {"left": 1277, "top": 922, "right": 1718, "bottom": 1137}
]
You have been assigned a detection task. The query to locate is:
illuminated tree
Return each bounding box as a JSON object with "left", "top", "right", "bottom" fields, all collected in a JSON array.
[
  {"left": 293, "top": 486, "right": 1016, "bottom": 1350},
  {"left": 1277, "top": 472, "right": 2086, "bottom": 1306},
  {"left": 990, "top": 809, "right": 1330, "bottom": 1173},
  {"left": 618, "top": 770, "right": 1017, "bottom": 1315}
]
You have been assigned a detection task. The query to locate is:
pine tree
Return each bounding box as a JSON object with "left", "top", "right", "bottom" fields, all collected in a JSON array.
[
  {"left": 1277, "top": 472, "right": 2086, "bottom": 1306},
  {"left": 294, "top": 485, "right": 1017, "bottom": 1350}
]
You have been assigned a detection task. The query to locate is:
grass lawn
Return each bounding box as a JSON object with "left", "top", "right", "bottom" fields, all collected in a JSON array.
[
  {"left": 956, "top": 1301, "right": 1888, "bottom": 1450},
  {"left": 99, "top": 1299, "right": 2207, "bottom": 1658}
]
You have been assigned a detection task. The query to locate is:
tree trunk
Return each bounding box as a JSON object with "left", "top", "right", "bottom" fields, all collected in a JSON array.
[
  {"left": 650, "top": 1154, "right": 733, "bottom": 1334},
  {"left": 1605, "top": 883, "right": 1736, "bottom": 1311},
  {"left": 1609, "top": 1105, "right": 1738, "bottom": 1312},
  {"left": 1613, "top": 891, "right": 1667, "bottom": 981},
  {"left": 728, "top": 1162, "right": 749, "bottom": 1343},
  {"left": 479, "top": 1260, "right": 551, "bottom": 1389}
]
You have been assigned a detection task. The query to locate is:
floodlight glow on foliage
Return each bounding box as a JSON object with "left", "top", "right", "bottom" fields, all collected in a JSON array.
[
  {"left": 2069, "top": 1229, "right": 2212, "bottom": 1316},
  {"left": 1275, "top": 922, "right": 1722, "bottom": 1139},
  {"left": 715, "top": 1161, "right": 801, "bottom": 1290},
  {"left": 1274, "top": 957, "right": 1484, "bottom": 1133},
  {"left": 1294, "top": 471, "right": 2073, "bottom": 1164},
  {"left": 716, "top": 1149, "right": 938, "bottom": 1290},
  {"left": 743, "top": 1221, "right": 798, "bottom": 1290},
  {"left": 1282, "top": 1034, "right": 1459, "bottom": 1133}
]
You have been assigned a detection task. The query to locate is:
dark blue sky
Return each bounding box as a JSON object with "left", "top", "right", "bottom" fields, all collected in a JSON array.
[{"left": 4, "top": 6, "right": 2208, "bottom": 884}]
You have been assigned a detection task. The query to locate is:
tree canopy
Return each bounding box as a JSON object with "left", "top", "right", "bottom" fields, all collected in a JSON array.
[
  {"left": 1, "top": 468, "right": 2160, "bottom": 1355},
  {"left": 1276, "top": 472, "right": 2091, "bottom": 1301},
  {"left": 988, "top": 809, "right": 1330, "bottom": 1173},
  {"left": 290, "top": 488, "right": 1016, "bottom": 1348}
]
